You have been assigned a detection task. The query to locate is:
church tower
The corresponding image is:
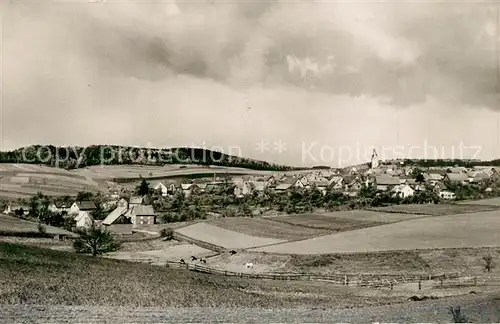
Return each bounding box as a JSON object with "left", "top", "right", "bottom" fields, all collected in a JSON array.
[{"left": 370, "top": 149, "right": 379, "bottom": 169}]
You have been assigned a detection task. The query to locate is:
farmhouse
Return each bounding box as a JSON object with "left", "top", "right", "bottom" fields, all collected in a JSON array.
[
  {"left": 328, "top": 176, "right": 344, "bottom": 190},
  {"left": 153, "top": 181, "right": 169, "bottom": 196},
  {"left": 102, "top": 205, "right": 130, "bottom": 226},
  {"left": 374, "top": 176, "right": 401, "bottom": 191},
  {"left": 234, "top": 181, "right": 252, "bottom": 198},
  {"left": 48, "top": 202, "right": 70, "bottom": 214},
  {"left": 443, "top": 173, "right": 469, "bottom": 185},
  {"left": 74, "top": 211, "right": 94, "bottom": 228},
  {"left": 391, "top": 184, "right": 415, "bottom": 198},
  {"left": 130, "top": 205, "right": 156, "bottom": 225},
  {"left": 69, "top": 201, "right": 96, "bottom": 215},
  {"left": 275, "top": 183, "right": 293, "bottom": 192}
]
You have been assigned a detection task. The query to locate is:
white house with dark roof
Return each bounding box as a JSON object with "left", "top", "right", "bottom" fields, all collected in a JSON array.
[
  {"left": 69, "top": 201, "right": 97, "bottom": 215},
  {"left": 130, "top": 205, "right": 156, "bottom": 225}
]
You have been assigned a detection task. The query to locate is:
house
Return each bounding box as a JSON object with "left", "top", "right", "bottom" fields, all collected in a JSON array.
[
  {"left": 439, "top": 190, "right": 456, "bottom": 200},
  {"left": 319, "top": 169, "right": 337, "bottom": 179},
  {"left": 310, "top": 180, "right": 329, "bottom": 195},
  {"left": 153, "top": 182, "right": 169, "bottom": 196},
  {"left": 116, "top": 198, "right": 128, "bottom": 209},
  {"left": 234, "top": 181, "right": 252, "bottom": 198},
  {"left": 130, "top": 205, "right": 156, "bottom": 225},
  {"left": 391, "top": 184, "right": 415, "bottom": 198},
  {"left": 249, "top": 181, "right": 266, "bottom": 193},
  {"left": 181, "top": 184, "right": 200, "bottom": 198},
  {"left": 74, "top": 211, "right": 94, "bottom": 228},
  {"left": 48, "top": 202, "right": 70, "bottom": 214},
  {"left": 443, "top": 173, "right": 469, "bottom": 185},
  {"left": 102, "top": 205, "right": 130, "bottom": 226},
  {"left": 69, "top": 201, "right": 97, "bottom": 215},
  {"left": 447, "top": 167, "right": 468, "bottom": 174},
  {"left": 328, "top": 176, "right": 344, "bottom": 190},
  {"left": 129, "top": 196, "right": 144, "bottom": 206},
  {"left": 423, "top": 173, "right": 443, "bottom": 183},
  {"left": 469, "top": 172, "right": 490, "bottom": 183},
  {"left": 345, "top": 178, "right": 363, "bottom": 193},
  {"left": 274, "top": 183, "right": 293, "bottom": 192},
  {"left": 374, "top": 176, "right": 401, "bottom": 191}
]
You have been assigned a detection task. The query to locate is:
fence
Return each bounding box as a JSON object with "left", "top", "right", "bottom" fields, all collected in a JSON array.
[{"left": 160, "top": 260, "right": 467, "bottom": 289}]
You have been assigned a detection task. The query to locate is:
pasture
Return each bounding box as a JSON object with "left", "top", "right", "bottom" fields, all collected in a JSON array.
[
  {"left": 175, "top": 223, "right": 286, "bottom": 249},
  {"left": 208, "top": 217, "right": 328, "bottom": 241},
  {"left": 0, "top": 242, "right": 404, "bottom": 308},
  {"left": 104, "top": 243, "right": 214, "bottom": 264},
  {"left": 368, "top": 203, "right": 499, "bottom": 216},
  {"left": 267, "top": 214, "right": 383, "bottom": 231},
  {"left": 251, "top": 211, "right": 500, "bottom": 254},
  {"left": 457, "top": 197, "right": 500, "bottom": 206},
  {"left": 0, "top": 214, "right": 76, "bottom": 237},
  {"left": 317, "top": 210, "right": 427, "bottom": 223}
]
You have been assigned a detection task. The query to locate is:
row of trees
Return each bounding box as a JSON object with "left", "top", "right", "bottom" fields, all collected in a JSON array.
[{"left": 0, "top": 145, "right": 295, "bottom": 171}]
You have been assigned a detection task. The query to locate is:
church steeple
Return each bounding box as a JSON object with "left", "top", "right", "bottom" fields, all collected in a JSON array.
[{"left": 370, "top": 149, "right": 379, "bottom": 169}]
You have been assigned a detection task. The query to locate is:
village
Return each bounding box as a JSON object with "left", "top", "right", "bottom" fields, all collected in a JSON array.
[{"left": 3, "top": 150, "right": 499, "bottom": 232}]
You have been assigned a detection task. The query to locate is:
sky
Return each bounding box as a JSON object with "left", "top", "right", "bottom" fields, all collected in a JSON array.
[{"left": 1, "top": 0, "right": 500, "bottom": 167}]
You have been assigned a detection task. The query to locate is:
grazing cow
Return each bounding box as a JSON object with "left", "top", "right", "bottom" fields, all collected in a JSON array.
[
  {"left": 245, "top": 262, "right": 254, "bottom": 269},
  {"left": 191, "top": 256, "right": 197, "bottom": 261},
  {"left": 180, "top": 258, "right": 186, "bottom": 264},
  {"left": 200, "top": 259, "right": 206, "bottom": 264},
  {"left": 229, "top": 250, "right": 237, "bottom": 255}
]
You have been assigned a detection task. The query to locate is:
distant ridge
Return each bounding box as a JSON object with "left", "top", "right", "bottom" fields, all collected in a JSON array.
[{"left": 0, "top": 145, "right": 305, "bottom": 171}]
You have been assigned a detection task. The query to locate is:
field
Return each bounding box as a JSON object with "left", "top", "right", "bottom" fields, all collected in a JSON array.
[
  {"left": 206, "top": 247, "right": 500, "bottom": 276},
  {"left": 207, "top": 217, "right": 328, "bottom": 241},
  {"left": 315, "top": 210, "right": 429, "bottom": 223},
  {"left": 251, "top": 211, "right": 500, "bottom": 254},
  {"left": 457, "top": 197, "right": 500, "bottom": 206},
  {"left": 368, "top": 203, "right": 500, "bottom": 216},
  {"left": 0, "top": 242, "right": 407, "bottom": 308},
  {"left": 267, "top": 214, "right": 384, "bottom": 231},
  {"left": 175, "top": 223, "right": 287, "bottom": 249},
  {"left": 0, "top": 214, "right": 76, "bottom": 237}
]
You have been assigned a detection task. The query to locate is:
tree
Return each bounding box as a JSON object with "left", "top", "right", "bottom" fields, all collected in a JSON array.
[
  {"left": 76, "top": 191, "right": 94, "bottom": 201},
  {"left": 416, "top": 173, "right": 425, "bottom": 183},
  {"left": 73, "top": 225, "right": 121, "bottom": 256},
  {"left": 484, "top": 254, "right": 494, "bottom": 272},
  {"left": 136, "top": 177, "right": 151, "bottom": 196},
  {"left": 160, "top": 228, "right": 174, "bottom": 240}
]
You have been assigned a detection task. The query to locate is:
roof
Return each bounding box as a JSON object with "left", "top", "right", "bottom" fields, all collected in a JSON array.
[
  {"left": 375, "top": 176, "right": 401, "bottom": 186},
  {"left": 181, "top": 184, "right": 192, "bottom": 190},
  {"left": 329, "top": 176, "right": 343, "bottom": 184},
  {"left": 311, "top": 180, "right": 330, "bottom": 187},
  {"left": 129, "top": 196, "right": 143, "bottom": 205},
  {"left": 76, "top": 201, "right": 97, "bottom": 210},
  {"left": 131, "top": 205, "right": 155, "bottom": 216},
  {"left": 424, "top": 173, "right": 443, "bottom": 181},
  {"left": 275, "top": 183, "right": 293, "bottom": 190},
  {"left": 445, "top": 173, "right": 469, "bottom": 182},
  {"left": 250, "top": 182, "right": 266, "bottom": 191},
  {"left": 102, "top": 206, "right": 128, "bottom": 226}
]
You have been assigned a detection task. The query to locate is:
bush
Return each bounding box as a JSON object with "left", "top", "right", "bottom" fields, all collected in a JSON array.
[
  {"left": 449, "top": 306, "right": 469, "bottom": 323},
  {"left": 37, "top": 223, "right": 46, "bottom": 235},
  {"left": 73, "top": 225, "right": 121, "bottom": 257},
  {"left": 160, "top": 228, "right": 174, "bottom": 240}
]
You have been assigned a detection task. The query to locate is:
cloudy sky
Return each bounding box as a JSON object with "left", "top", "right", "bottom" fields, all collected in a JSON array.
[{"left": 1, "top": 0, "right": 500, "bottom": 167}]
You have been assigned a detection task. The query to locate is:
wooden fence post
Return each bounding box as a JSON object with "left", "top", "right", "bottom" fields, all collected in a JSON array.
[
  {"left": 440, "top": 277, "right": 443, "bottom": 287},
  {"left": 418, "top": 280, "right": 421, "bottom": 291},
  {"left": 428, "top": 274, "right": 431, "bottom": 281},
  {"left": 344, "top": 274, "right": 348, "bottom": 286},
  {"left": 474, "top": 277, "right": 477, "bottom": 286},
  {"left": 390, "top": 282, "right": 393, "bottom": 291}
]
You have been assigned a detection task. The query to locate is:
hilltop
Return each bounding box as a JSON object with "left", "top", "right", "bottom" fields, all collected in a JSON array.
[{"left": 0, "top": 145, "right": 300, "bottom": 171}]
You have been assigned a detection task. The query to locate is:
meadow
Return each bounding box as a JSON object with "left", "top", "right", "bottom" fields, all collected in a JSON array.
[
  {"left": 367, "top": 203, "right": 499, "bottom": 216},
  {"left": 267, "top": 214, "right": 383, "bottom": 231},
  {"left": 208, "top": 217, "right": 328, "bottom": 241},
  {"left": 251, "top": 211, "right": 500, "bottom": 254},
  {"left": 0, "top": 242, "right": 405, "bottom": 308}
]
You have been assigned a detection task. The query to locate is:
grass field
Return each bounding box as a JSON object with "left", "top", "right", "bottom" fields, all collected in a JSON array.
[
  {"left": 267, "top": 214, "right": 384, "bottom": 232},
  {"left": 316, "top": 210, "right": 428, "bottom": 223},
  {"left": 207, "top": 247, "right": 500, "bottom": 276},
  {"left": 368, "top": 204, "right": 500, "bottom": 216},
  {"left": 175, "top": 223, "right": 287, "bottom": 249},
  {"left": 0, "top": 242, "right": 406, "bottom": 308},
  {"left": 457, "top": 197, "right": 500, "bottom": 206},
  {"left": 208, "top": 217, "right": 328, "bottom": 241},
  {"left": 251, "top": 211, "right": 500, "bottom": 254},
  {"left": 0, "top": 214, "right": 76, "bottom": 237}
]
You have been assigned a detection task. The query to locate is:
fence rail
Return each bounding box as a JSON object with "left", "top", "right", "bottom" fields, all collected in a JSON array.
[{"left": 160, "top": 260, "right": 464, "bottom": 288}]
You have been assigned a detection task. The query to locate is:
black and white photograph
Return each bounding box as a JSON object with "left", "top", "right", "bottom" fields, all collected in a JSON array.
[{"left": 2, "top": 0, "right": 500, "bottom": 322}]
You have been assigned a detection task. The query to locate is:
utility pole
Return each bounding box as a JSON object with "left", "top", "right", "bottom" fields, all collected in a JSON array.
[{"left": 496, "top": 7, "right": 499, "bottom": 157}]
